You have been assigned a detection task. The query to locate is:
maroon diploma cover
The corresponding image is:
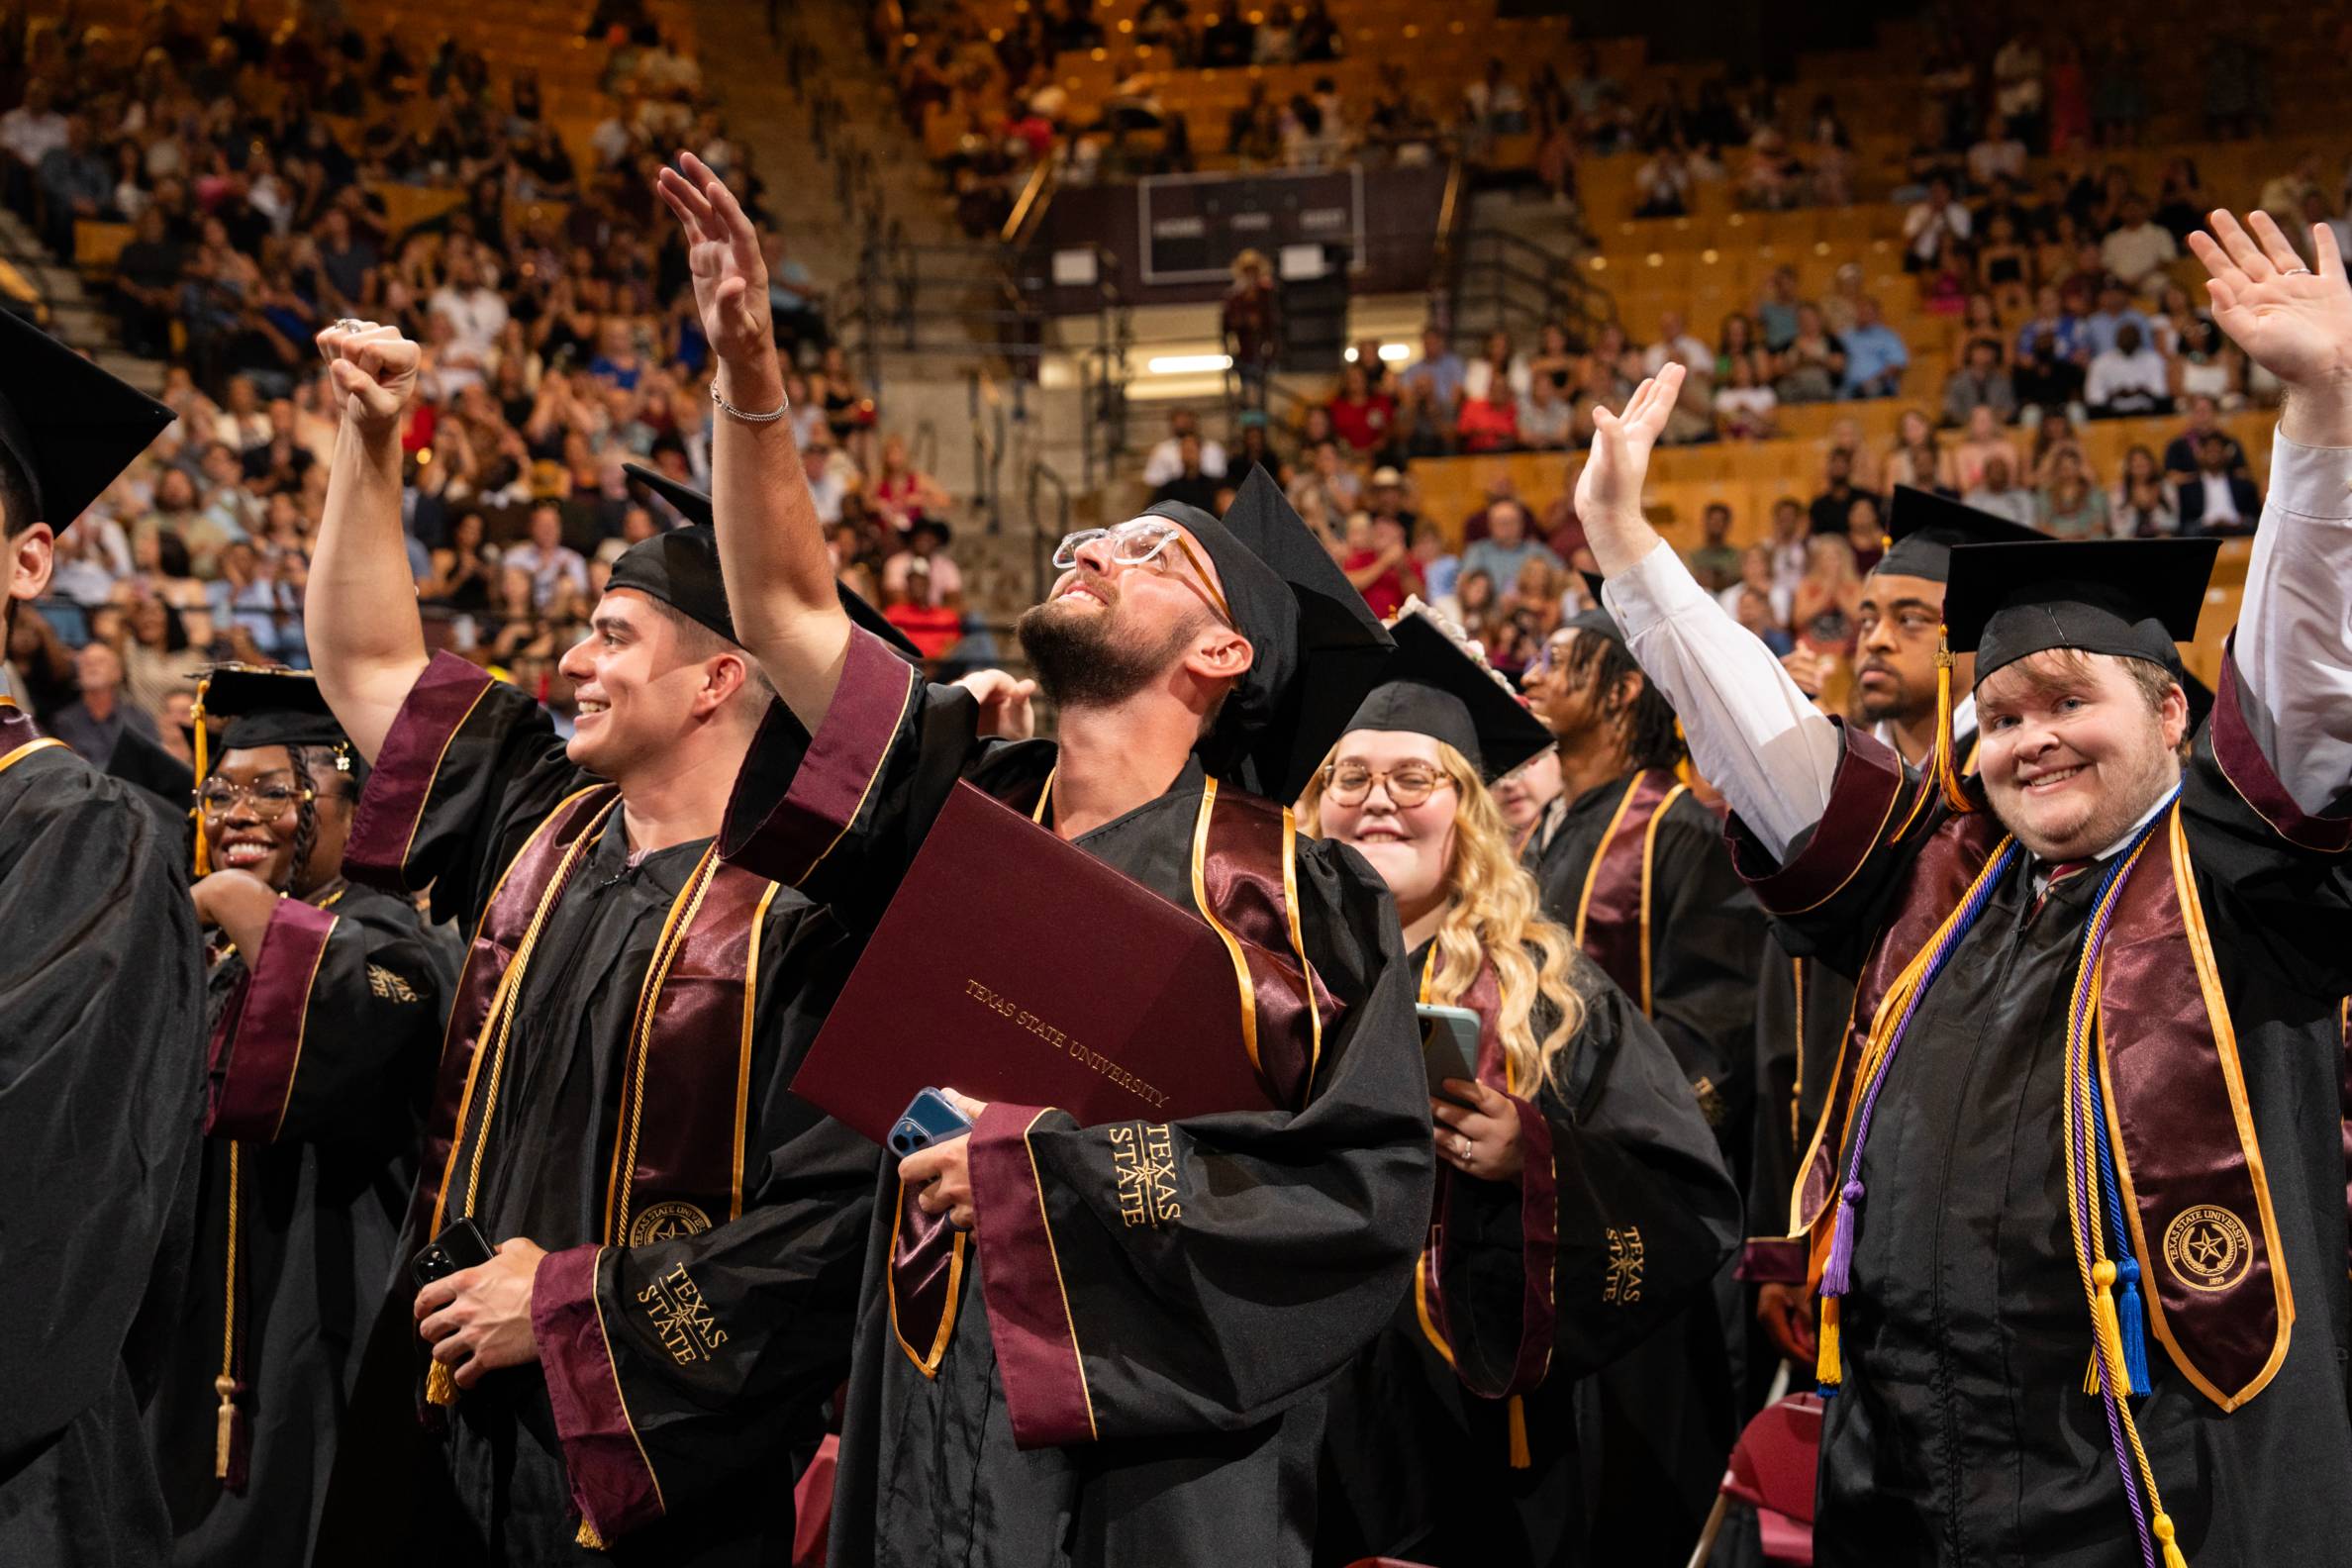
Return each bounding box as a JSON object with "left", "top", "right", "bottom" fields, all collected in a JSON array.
[{"left": 792, "top": 781, "right": 1285, "bottom": 1140}]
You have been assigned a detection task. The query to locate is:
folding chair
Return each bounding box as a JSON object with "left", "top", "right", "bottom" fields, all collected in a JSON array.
[{"left": 1685, "top": 1389, "right": 1822, "bottom": 1568}]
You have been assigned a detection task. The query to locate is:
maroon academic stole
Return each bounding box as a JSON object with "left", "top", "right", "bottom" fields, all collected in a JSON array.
[
  {"left": 0, "top": 699, "right": 61, "bottom": 772},
  {"left": 1409, "top": 960, "right": 1560, "bottom": 1468},
  {"left": 1788, "top": 799, "right": 2293, "bottom": 1413},
  {"left": 414, "top": 785, "right": 781, "bottom": 1406},
  {"left": 1568, "top": 768, "right": 1688, "bottom": 1015},
  {"left": 889, "top": 776, "right": 1344, "bottom": 1375}
]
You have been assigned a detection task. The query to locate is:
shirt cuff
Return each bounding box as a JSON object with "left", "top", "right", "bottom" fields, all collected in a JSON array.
[
  {"left": 1601, "top": 538, "right": 1717, "bottom": 637},
  {"left": 2266, "top": 431, "right": 2352, "bottom": 521}
]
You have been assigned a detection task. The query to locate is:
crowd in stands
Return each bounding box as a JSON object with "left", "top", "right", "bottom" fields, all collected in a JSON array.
[{"left": 0, "top": 3, "right": 986, "bottom": 765}]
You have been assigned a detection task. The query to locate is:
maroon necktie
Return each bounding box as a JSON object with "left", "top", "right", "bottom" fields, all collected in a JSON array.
[{"left": 2030, "top": 857, "right": 2095, "bottom": 917}]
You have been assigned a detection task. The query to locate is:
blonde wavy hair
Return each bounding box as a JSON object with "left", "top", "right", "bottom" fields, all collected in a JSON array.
[{"left": 1301, "top": 737, "right": 1587, "bottom": 1094}]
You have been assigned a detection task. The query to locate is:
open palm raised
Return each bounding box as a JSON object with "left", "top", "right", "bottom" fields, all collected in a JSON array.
[
  {"left": 1574, "top": 361, "right": 1685, "bottom": 529},
  {"left": 2188, "top": 209, "right": 2352, "bottom": 392},
  {"left": 655, "top": 151, "right": 772, "bottom": 363}
]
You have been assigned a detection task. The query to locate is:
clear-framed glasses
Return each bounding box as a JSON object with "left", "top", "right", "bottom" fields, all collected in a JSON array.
[
  {"left": 196, "top": 777, "right": 314, "bottom": 820},
  {"left": 1050, "top": 519, "right": 1234, "bottom": 626},
  {"left": 1525, "top": 631, "right": 1580, "bottom": 681},
  {"left": 1321, "top": 761, "right": 1456, "bottom": 809}
]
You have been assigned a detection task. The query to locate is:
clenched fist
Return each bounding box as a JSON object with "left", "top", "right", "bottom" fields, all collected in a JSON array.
[{"left": 314, "top": 320, "right": 420, "bottom": 432}]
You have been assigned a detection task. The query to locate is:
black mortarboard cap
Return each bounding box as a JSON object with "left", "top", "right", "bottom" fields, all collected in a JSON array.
[
  {"left": 1874, "top": 487, "right": 2046, "bottom": 585},
  {"left": 1345, "top": 603, "right": 1554, "bottom": 781},
  {"left": 1943, "top": 539, "right": 2219, "bottom": 686},
  {"left": 1566, "top": 569, "right": 1623, "bottom": 645},
  {"left": 623, "top": 463, "right": 923, "bottom": 662},
  {"left": 105, "top": 723, "right": 196, "bottom": 839},
  {"left": 0, "top": 311, "right": 173, "bottom": 534},
  {"left": 198, "top": 664, "right": 363, "bottom": 772},
  {"left": 1160, "top": 464, "right": 1394, "bottom": 804}
]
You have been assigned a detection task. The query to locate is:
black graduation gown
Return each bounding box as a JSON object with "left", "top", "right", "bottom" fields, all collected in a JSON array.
[
  {"left": 0, "top": 719, "right": 206, "bottom": 1567},
  {"left": 1317, "top": 942, "right": 1741, "bottom": 1568},
  {"left": 310, "top": 660, "right": 876, "bottom": 1568},
  {"left": 1525, "top": 771, "right": 1764, "bottom": 1565},
  {"left": 1743, "top": 699, "right": 2352, "bottom": 1565},
  {"left": 145, "top": 880, "right": 452, "bottom": 1565},
  {"left": 716, "top": 626, "right": 1434, "bottom": 1568}
]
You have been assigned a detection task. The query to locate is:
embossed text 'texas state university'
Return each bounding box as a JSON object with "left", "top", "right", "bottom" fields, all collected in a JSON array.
[{"left": 962, "top": 977, "right": 1172, "bottom": 1110}]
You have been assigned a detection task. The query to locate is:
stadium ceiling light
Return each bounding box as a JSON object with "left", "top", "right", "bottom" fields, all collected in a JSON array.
[
  {"left": 1378, "top": 343, "right": 1410, "bottom": 362},
  {"left": 1146, "top": 353, "right": 1233, "bottom": 374}
]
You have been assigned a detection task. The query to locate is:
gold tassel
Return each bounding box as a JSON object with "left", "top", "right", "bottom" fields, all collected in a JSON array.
[
  {"left": 425, "top": 1360, "right": 457, "bottom": 1407},
  {"left": 2087, "top": 1260, "right": 2129, "bottom": 1400},
  {"left": 191, "top": 675, "right": 213, "bottom": 875},
  {"left": 2154, "top": 1512, "right": 2188, "bottom": 1568},
  {"left": 1507, "top": 1395, "right": 1531, "bottom": 1470},
  {"left": 1672, "top": 720, "right": 1695, "bottom": 790},
  {"left": 1931, "top": 637, "right": 1973, "bottom": 812},
  {"left": 1813, "top": 1295, "right": 1842, "bottom": 1388},
  {"left": 576, "top": 1518, "right": 608, "bottom": 1550},
  {"left": 212, "top": 1374, "right": 239, "bottom": 1479}
]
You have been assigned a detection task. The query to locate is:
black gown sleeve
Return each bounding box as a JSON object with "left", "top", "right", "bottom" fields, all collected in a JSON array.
[
  {"left": 1432, "top": 952, "right": 1743, "bottom": 1396},
  {"left": 1645, "top": 795, "right": 1768, "bottom": 1134},
  {"left": 340, "top": 652, "right": 596, "bottom": 930},
  {"left": 2185, "top": 647, "right": 2352, "bottom": 991},
  {"left": 719, "top": 626, "right": 988, "bottom": 930},
  {"left": 205, "top": 888, "right": 450, "bottom": 1154},
  {"left": 528, "top": 907, "right": 880, "bottom": 1547},
  {"left": 958, "top": 837, "right": 1436, "bottom": 1448},
  {"left": 0, "top": 755, "right": 207, "bottom": 1470}
]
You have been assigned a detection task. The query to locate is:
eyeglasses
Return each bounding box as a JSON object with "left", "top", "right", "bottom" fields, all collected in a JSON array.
[
  {"left": 1050, "top": 519, "right": 1234, "bottom": 625},
  {"left": 1321, "top": 761, "right": 1456, "bottom": 809},
  {"left": 1525, "top": 633, "right": 1580, "bottom": 680},
  {"left": 196, "top": 778, "right": 315, "bottom": 820}
]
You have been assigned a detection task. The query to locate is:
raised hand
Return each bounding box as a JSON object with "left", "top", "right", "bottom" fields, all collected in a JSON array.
[
  {"left": 655, "top": 151, "right": 772, "bottom": 366},
  {"left": 2190, "top": 211, "right": 2352, "bottom": 440},
  {"left": 314, "top": 320, "right": 419, "bottom": 431},
  {"left": 954, "top": 668, "right": 1038, "bottom": 740},
  {"left": 1573, "top": 362, "right": 1684, "bottom": 576}
]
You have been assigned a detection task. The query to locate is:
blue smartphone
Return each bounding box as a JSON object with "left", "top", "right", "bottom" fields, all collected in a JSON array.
[
  {"left": 889, "top": 1087, "right": 973, "bottom": 1158},
  {"left": 1416, "top": 1004, "right": 1484, "bottom": 1102}
]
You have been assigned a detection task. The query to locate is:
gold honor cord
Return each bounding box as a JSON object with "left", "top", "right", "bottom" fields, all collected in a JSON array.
[{"left": 214, "top": 1140, "right": 242, "bottom": 1479}]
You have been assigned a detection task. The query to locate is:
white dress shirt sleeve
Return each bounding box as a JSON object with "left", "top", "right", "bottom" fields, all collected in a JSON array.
[
  {"left": 2234, "top": 432, "right": 2352, "bottom": 815},
  {"left": 1602, "top": 540, "right": 1845, "bottom": 861}
]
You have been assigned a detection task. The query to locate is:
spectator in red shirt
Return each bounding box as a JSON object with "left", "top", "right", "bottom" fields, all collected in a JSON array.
[
  {"left": 1454, "top": 378, "right": 1519, "bottom": 452},
  {"left": 1339, "top": 510, "right": 1420, "bottom": 619},
  {"left": 1326, "top": 359, "right": 1394, "bottom": 454}
]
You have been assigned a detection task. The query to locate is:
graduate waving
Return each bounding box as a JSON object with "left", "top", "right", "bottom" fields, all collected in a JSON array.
[
  {"left": 1576, "top": 210, "right": 2352, "bottom": 1566},
  {"left": 659, "top": 151, "right": 1432, "bottom": 1568}
]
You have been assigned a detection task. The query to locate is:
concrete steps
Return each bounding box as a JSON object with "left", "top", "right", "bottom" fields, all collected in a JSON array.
[{"left": 0, "top": 208, "right": 163, "bottom": 392}]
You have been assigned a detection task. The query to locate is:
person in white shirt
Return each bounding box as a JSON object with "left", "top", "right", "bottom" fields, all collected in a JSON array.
[
  {"left": 1139, "top": 408, "right": 1227, "bottom": 488},
  {"left": 2085, "top": 321, "right": 2173, "bottom": 417},
  {"left": 2099, "top": 196, "right": 2181, "bottom": 295},
  {"left": 0, "top": 81, "right": 66, "bottom": 175},
  {"left": 1959, "top": 454, "right": 2039, "bottom": 531},
  {"left": 1640, "top": 312, "right": 1712, "bottom": 378},
  {"left": 501, "top": 503, "right": 589, "bottom": 614},
  {"left": 425, "top": 250, "right": 509, "bottom": 383},
  {"left": 1903, "top": 177, "right": 1972, "bottom": 270}
]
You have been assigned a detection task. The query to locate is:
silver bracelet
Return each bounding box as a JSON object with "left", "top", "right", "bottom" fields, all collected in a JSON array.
[{"left": 710, "top": 381, "right": 792, "bottom": 424}]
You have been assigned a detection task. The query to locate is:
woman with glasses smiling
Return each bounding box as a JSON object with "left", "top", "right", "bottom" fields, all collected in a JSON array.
[
  {"left": 1303, "top": 606, "right": 1738, "bottom": 1568},
  {"left": 150, "top": 665, "right": 452, "bottom": 1568}
]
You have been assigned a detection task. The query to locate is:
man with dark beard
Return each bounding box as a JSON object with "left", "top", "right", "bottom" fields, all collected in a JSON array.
[
  {"left": 658, "top": 151, "right": 1431, "bottom": 1567},
  {"left": 1578, "top": 206, "right": 2352, "bottom": 1565},
  {"left": 1747, "top": 491, "right": 2041, "bottom": 1383},
  {"left": 1517, "top": 589, "right": 1766, "bottom": 1566}
]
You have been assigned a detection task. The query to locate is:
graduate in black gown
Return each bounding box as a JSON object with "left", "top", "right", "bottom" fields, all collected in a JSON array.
[
  {"left": 665, "top": 134, "right": 1429, "bottom": 1568},
  {"left": 1517, "top": 591, "right": 1764, "bottom": 1564},
  {"left": 0, "top": 313, "right": 204, "bottom": 1566},
  {"left": 1745, "top": 494, "right": 2038, "bottom": 1385},
  {"left": 1304, "top": 606, "right": 1739, "bottom": 1567},
  {"left": 145, "top": 666, "right": 455, "bottom": 1565},
  {"left": 302, "top": 323, "right": 886, "bottom": 1566},
  {"left": 1579, "top": 210, "right": 2352, "bottom": 1565}
]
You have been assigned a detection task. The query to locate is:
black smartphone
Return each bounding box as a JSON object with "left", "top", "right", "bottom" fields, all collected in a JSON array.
[{"left": 411, "top": 1217, "right": 496, "bottom": 1290}]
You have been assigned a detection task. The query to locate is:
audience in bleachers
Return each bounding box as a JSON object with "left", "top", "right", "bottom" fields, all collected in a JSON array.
[{"left": 0, "top": 1, "right": 990, "bottom": 758}]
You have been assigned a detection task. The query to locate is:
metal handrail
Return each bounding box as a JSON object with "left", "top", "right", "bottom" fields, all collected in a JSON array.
[
  {"left": 1000, "top": 157, "right": 1057, "bottom": 246},
  {"left": 1027, "top": 459, "right": 1072, "bottom": 606}
]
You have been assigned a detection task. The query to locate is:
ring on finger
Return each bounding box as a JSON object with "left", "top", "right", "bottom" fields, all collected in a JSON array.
[{"left": 1455, "top": 1133, "right": 1471, "bottom": 1158}]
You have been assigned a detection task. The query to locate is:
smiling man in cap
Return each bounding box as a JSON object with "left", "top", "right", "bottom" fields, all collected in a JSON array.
[
  {"left": 301, "top": 321, "right": 903, "bottom": 1563},
  {"left": 1574, "top": 208, "right": 2352, "bottom": 1566},
  {"left": 661, "top": 150, "right": 1430, "bottom": 1567},
  {"left": 0, "top": 311, "right": 203, "bottom": 1568}
]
